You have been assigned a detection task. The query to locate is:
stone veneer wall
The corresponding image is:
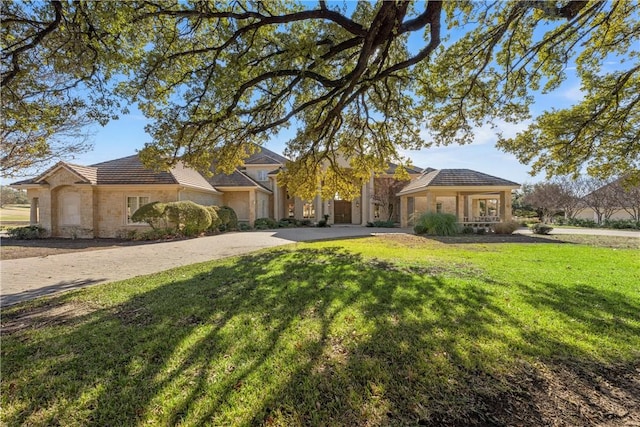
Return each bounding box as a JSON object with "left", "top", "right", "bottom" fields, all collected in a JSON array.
[
  {"left": 94, "top": 187, "right": 179, "bottom": 238},
  {"left": 223, "top": 191, "right": 250, "bottom": 223},
  {"left": 180, "top": 189, "right": 223, "bottom": 206}
]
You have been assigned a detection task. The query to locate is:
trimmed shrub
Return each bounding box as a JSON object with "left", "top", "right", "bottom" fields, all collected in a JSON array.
[
  {"left": 238, "top": 223, "right": 252, "bottom": 231},
  {"left": 254, "top": 217, "right": 278, "bottom": 230},
  {"left": 531, "top": 223, "right": 554, "bottom": 235},
  {"left": 8, "top": 225, "right": 46, "bottom": 239},
  {"left": 164, "top": 201, "right": 212, "bottom": 236},
  {"left": 476, "top": 227, "right": 487, "bottom": 235},
  {"left": 214, "top": 206, "right": 238, "bottom": 231},
  {"left": 492, "top": 220, "right": 520, "bottom": 235},
  {"left": 413, "top": 212, "right": 459, "bottom": 236},
  {"left": 205, "top": 206, "right": 222, "bottom": 232},
  {"left": 131, "top": 201, "right": 167, "bottom": 229}
]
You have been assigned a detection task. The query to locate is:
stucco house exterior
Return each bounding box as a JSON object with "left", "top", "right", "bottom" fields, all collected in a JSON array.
[{"left": 12, "top": 146, "right": 520, "bottom": 238}]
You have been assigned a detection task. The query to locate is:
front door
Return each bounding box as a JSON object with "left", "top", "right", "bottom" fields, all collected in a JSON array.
[{"left": 334, "top": 200, "right": 352, "bottom": 224}]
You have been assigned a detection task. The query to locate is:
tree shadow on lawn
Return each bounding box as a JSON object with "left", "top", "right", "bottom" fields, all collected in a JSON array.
[{"left": 2, "top": 248, "right": 638, "bottom": 426}]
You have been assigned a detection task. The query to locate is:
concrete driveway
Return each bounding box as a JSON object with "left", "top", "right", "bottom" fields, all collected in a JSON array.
[{"left": 0, "top": 227, "right": 408, "bottom": 306}]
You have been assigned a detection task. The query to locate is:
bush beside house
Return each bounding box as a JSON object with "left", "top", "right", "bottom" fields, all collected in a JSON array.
[
  {"left": 128, "top": 202, "right": 237, "bottom": 239},
  {"left": 413, "top": 212, "right": 459, "bottom": 236}
]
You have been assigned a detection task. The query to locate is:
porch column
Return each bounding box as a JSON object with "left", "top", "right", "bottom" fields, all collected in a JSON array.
[
  {"left": 472, "top": 199, "right": 480, "bottom": 218},
  {"left": 315, "top": 194, "right": 322, "bottom": 222},
  {"left": 426, "top": 191, "right": 437, "bottom": 213},
  {"left": 500, "top": 190, "right": 512, "bottom": 221},
  {"left": 30, "top": 197, "right": 39, "bottom": 224},
  {"left": 360, "top": 181, "right": 367, "bottom": 225},
  {"left": 273, "top": 178, "right": 280, "bottom": 220},
  {"left": 368, "top": 175, "right": 375, "bottom": 223},
  {"left": 249, "top": 190, "right": 257, "bottom": 225},
  {"left": 456, "top": 193, "right": 464, "bottom": 223},
  {"left": 400, "top": 196, "right": 408, "bottom": 228}
]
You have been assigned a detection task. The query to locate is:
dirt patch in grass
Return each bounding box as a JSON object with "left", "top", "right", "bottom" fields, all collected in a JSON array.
[
  {"left": 477, "top": 360, "right": 640, "bottom": 427},
  {"left": 0, "top": 237, "right": 159, "bottom": 260},
  {"left": 536, "top": 234, "right": 640, "bottom": 249},
  {"left": 1, "top": 300, "right": 100, "bottom": 334}
]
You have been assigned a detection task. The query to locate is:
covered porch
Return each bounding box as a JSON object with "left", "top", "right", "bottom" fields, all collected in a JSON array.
[
  {"left": 396, "top": 169, "right": 520, "bottom": 229},
  {"left": 398, "top": 189, "right": 513, "bottom": 228}
]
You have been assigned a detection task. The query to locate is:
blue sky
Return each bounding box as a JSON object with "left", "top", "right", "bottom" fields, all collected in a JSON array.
[{"left": 71, "top": 76, "right": 583, "bottom": 186}]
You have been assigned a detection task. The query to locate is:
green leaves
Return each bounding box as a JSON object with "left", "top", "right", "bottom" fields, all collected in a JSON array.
[{"left": 2, "top": 1, "right": 638, "bottom": 192}]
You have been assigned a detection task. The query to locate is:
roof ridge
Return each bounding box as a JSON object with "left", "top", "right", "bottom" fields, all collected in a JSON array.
[{"left": 89, "top": 154, "right": 140, "bottom": 167}]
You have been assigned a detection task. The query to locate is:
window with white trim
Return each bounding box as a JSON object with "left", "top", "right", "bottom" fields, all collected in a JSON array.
[
  {"left": 126, "top": 196, "right": 150, "bottom": 224},
  {"left": 256, "top": 170, "right": 268, "bottom": 181}
]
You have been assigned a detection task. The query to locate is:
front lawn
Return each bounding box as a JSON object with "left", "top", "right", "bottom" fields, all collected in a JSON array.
[{"left": 2, "top": 235, "right": 639, "bottom": 426}]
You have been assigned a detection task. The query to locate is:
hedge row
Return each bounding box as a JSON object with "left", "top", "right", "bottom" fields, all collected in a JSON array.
[{"left": 131, "top": 201, "right": 238, "bottom": 237}]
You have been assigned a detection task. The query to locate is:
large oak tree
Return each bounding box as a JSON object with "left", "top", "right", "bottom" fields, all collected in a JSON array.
[{"left": 2, "top": 1, "right": 638, "bottom": 196}]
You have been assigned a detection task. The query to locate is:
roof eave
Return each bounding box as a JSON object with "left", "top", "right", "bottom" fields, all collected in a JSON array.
[
  {"left": 214, "top": 185, "right": 273, "bottom": 194},
  {"left": 10, "top": 182, "right": 47, "bottom": 189},
  {"left": 397, "top": 184, "right": 520, "bottom": 196},
  {"left": 179, "top": 184, "right": 223, "bottom": 194}
]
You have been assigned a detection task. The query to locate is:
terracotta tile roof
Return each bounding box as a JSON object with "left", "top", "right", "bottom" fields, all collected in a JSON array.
[{"left": 398, "top": 168, "right": 519, "bottom": 195}]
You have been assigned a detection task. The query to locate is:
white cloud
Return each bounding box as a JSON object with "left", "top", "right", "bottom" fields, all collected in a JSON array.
[
  {"left": 418, "top": 118, "right": 531, "bottom": 147},
  {"left": 560, "top": 84, "right": 585, "bottom": 102}
]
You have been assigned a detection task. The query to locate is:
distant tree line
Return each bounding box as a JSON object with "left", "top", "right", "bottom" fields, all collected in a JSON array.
[
  {"left": 514, "top": 176, "right": 640, "bottom": 224},
  {"left": 0, "top": 186, "right": 28, "bottom": 207}
]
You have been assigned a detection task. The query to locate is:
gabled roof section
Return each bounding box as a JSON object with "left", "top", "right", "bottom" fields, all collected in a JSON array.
[
  {"left": 385, "top": 163, "right": 423, "bottom": 175},
  {"left": 12, "top": 161, "right": 98, "bottom": 186},
  {"left": 65, "top": 164, "right": 98, "bottom": 184},
  {"left": 398, "top": 168, "right": 520, "bottom": 195},
  {"left": 169, "top": 162, "right": 219, "bottom": 192},
  {"left": 207, "top": 169, "right": 272, "bottom": 193},
  {"left": 243, "top": 145, "right": 289, "bottom": 165}
]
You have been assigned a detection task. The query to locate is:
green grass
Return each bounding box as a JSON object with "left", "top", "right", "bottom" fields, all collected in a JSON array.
[
  {"left": 2, "top": 235, "right": 639, "bottom": 426},
  {"left": 0, "top": 204, "right": 30, "bottom": 222}
]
